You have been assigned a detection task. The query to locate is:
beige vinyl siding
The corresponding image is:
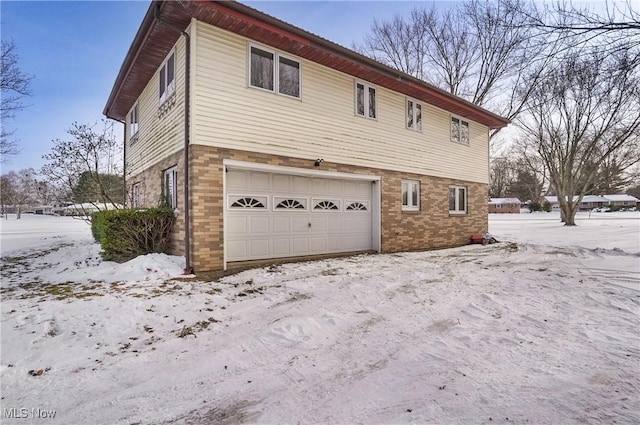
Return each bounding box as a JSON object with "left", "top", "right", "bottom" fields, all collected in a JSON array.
[
  {"left": 192, "top": 21, "right": 490, "bottom": 184},
  {"left": 125, "top": 34, "right": 187, "bottom": 177}
]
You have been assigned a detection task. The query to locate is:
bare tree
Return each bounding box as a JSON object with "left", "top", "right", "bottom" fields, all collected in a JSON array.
[
  {"left": 519, "top": 0, "right": 639, "bottom": 42},
  {"left": 0, "top": 169, "right": 37, "bottom": 219},
  {"left": 518, "top": 49, "right": 640, "bottom": 225},
  {"left": 1, "top": 40, "right": 33, "bottom": 162},
  {"left": 358, "top": 0, "right": 556, "bottom": 137},
  {"left": 41, "top": 120, "right": 123, "bottom": 217}
]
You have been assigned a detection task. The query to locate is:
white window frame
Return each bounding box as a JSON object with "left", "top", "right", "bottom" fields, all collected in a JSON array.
[
  {"left": 406, "top": 98, "right": 422, "bottom": 131},
  {"left": 132, "top": 183, "right": 140, "bottom": 208},
  {"left": 355, "top": 81, "right": 377, "bottom": 120},
  {"left": 159, "top": 49, "right": 176, "bottom": 104},
  {"left": 402, "top": 180, "right": 420, "bottom": 211},
  {"left": 129, "top": 103, "right": 139, "bottom": 139},
  {"left": 449, "top": 185, "right": 467, "bottom": 214},
  {"left": 248, "top": 44, "right": 301, "bottom": 99},
  {"left": 451, "top": 116, "right": 470, "bottom": 144},
  {"left": 164, "top": 166, "right": 178, "bottom": 210}
]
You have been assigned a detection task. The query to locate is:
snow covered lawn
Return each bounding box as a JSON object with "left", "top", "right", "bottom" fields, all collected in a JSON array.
[{"left": 1, "top": 212, "right": 639, "bottom": 424}]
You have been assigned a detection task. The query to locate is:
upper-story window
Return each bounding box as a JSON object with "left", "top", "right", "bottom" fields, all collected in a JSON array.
[
  {"left": 249, "top": 45, "right": 300, "bottom": 99},
  {"left": 407, "top": 99, "right": 422, "bottom": 131},
  {"left": 355, "top": 81, "right": 376, "bottom": 119},
  {"left": 129, "top": 103, "right": 139, "bottom": 138},
  {"left": 451, "top": 116, "right": 469, "bottom": 144},
  {"left": 159, "top": 50, "right": 176, "bottom": 104}
]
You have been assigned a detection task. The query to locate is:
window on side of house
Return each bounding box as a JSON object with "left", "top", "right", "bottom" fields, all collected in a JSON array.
[
  {"left": 249, "top": 45, "right": 301, "bottom": 98},
  {"left": 132, "top": 183, "right": 140, "bottom": 208},
  {"left": 159, "top": 50, "right": 176, "bottom": 104},
  {"left": 407, "top": 99, "right": 422, "bottom": 131},
  {"left": 278, "top": 55, "right": 300, "bottom": 97},
  {"left": 355, "top": 81, "right": 376, "bottom": 119},
  {"left": 449, "top": 186, "right": 467, "bottom": 214},
  {"left": 129, "top": 103, "right": 139, "bottom": 139},
  {"left": 402, "top": 180, "right": 420, "bottom": 211},
  {"left": 451, "top": 116, "right": 470, "bottom": 144},
  {"left": 163, "top": 166, "right": 178, "bottom": 210}
]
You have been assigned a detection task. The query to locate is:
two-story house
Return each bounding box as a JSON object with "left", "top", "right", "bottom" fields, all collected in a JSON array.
[{"left": 104, "top": 0, "right": 509, "bottom": 273}]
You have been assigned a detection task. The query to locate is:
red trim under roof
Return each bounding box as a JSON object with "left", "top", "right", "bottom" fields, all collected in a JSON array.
[{"left": 104, "top": 0, "right": 510, "bottom": 129}]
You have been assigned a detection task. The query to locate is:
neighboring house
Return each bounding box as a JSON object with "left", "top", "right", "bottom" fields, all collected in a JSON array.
[
  {"left": 488, "top": 198, "right": 521, "bottom": 214},
  {"left": 604, "top": 194, "right": 639, "bottom": 208},
  {"left": 544, "top": 194, "right": 638, "bottom": 211},
  {"left": 34, "top": 206, "right": 53, "bottom": 215},
  {"left": 103, "top": 1, "right": 509, "bottom": 273},
  {"left": 62, "top": 203, "right": 122, "bottom": 217}
]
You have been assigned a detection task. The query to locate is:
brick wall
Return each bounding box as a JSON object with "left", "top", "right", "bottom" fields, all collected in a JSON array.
[
  {"left": 131, "top": 145, "right": 489, "bottom": 272},
  {"left": 127, "top": 150, "right": 186, "bottom": 258}
]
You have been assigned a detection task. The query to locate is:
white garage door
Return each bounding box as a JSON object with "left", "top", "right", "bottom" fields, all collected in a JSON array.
[{"left": 226, "top": 168, "right": 374, "bottom": 262}]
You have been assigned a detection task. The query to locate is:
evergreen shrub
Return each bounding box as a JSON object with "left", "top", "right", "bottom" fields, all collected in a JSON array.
[{"left": 91, "top": 208, "right": 175, "bottom": 262}]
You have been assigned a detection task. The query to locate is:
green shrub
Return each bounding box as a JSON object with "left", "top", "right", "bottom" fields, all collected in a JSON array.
[
  {"left": 91, "top": 208, "right": 175, "bottom": 263},
  {"left": 542, "top": 201, "right": 552, "bottom": 212},
  {"left": 528, "top": 201, "right": 542, "bottom": 212}
]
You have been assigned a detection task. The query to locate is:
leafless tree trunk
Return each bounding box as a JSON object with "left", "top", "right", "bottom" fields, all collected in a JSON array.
[{"left": 518, "top": 49, "right": 640, "bottom": 225}]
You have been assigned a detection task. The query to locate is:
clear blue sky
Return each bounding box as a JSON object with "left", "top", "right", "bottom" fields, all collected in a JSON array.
[{"left": 1, "top": 1, "right": 438, "bottom": 174}]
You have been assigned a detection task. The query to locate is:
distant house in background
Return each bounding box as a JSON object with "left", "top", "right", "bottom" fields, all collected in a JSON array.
[
  {"left": 34, "top": 206, "right": 54, "bottom": 215},
  {"left": 488, "top": 198, "right": 521, "bottom": 214},
  {"left": 604, "top": 194, "right": 639, "bottom": 208},
  {"left": 544, "top": 194, "right": 639, "bottom": 211}
]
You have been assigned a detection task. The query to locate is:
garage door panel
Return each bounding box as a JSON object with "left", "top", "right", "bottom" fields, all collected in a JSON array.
[
  {"left": 310, "top": 237, "right": 327, "bottom": 252},
  {"left": 250, "top": 239, "right": 270, "bottom": 256},
  {"left": 292, "top": 216, "right": 310, "bottom": 232},
  {"left": 292, "top": 238, "right": 309, "bottom": 254},
  {"left": 344, "top": 235, "right": 371, "bottom": 250},
  {"left": 272, "top": 217, "right": 290, "bottom": 233},
  {"left": 272, "top": 239, "right": 291, "bottom": 255},
  {"left": 227, "top": 240, "right": 247, "bottom": 259},
  {"left": 226, "top": 169, "right": 374, "bottom": 262},
  {"left": 250, "top": 172, "right": 271, "bottom": 190},
  {"left": 227, "top": 170, "right": 248, "bottom": 189},
  {"left": 309, "top": 216, "right": 327, "bottom": 232},
  {"left": 227, "top": 216, "right": 248, "bottom": 234},
  {"left": 250, "top": 216, "right": 269, "bottom": 233},
  {"left": 345, "top": 216, "right": 372, "bottom": 232},
  {"left": 292, "top": 176, "right": 309, "bottom": 193},
  {"left": 272, "top": 175, "right": 290, "bottom": 191}
]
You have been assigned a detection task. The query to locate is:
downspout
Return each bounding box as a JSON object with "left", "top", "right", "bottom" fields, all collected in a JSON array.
[
  {"left": 123, "top": 121, "right": 127, "bottom": 208},
  {"left": 183, "top": 31, "right": 192, "bottom": 275},
  {"left": 155, "top": 6, "right": 192, "bottom": 274}
]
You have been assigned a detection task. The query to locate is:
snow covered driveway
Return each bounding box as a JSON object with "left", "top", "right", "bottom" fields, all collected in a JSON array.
[{"left": 1, "top": 212, "right": 639, "bottom": 424}]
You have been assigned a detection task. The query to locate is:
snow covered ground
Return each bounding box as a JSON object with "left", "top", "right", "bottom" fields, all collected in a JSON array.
[{"left": 1, "top": 212, "right": 638, "bottom": 424}]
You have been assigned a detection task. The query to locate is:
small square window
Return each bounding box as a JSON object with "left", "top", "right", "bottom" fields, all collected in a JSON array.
[
  {"left": 449, "top": 186, "right": 467, "bottom": 214},
  {"left": 355, "top": 81, "right": 376, "bottom": 119},
  {"left": 451, "top": 116, "right": 469, "bottom": 144},
  {"left": 402, "top": 180, "right": 420, "bottom": 211}
]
